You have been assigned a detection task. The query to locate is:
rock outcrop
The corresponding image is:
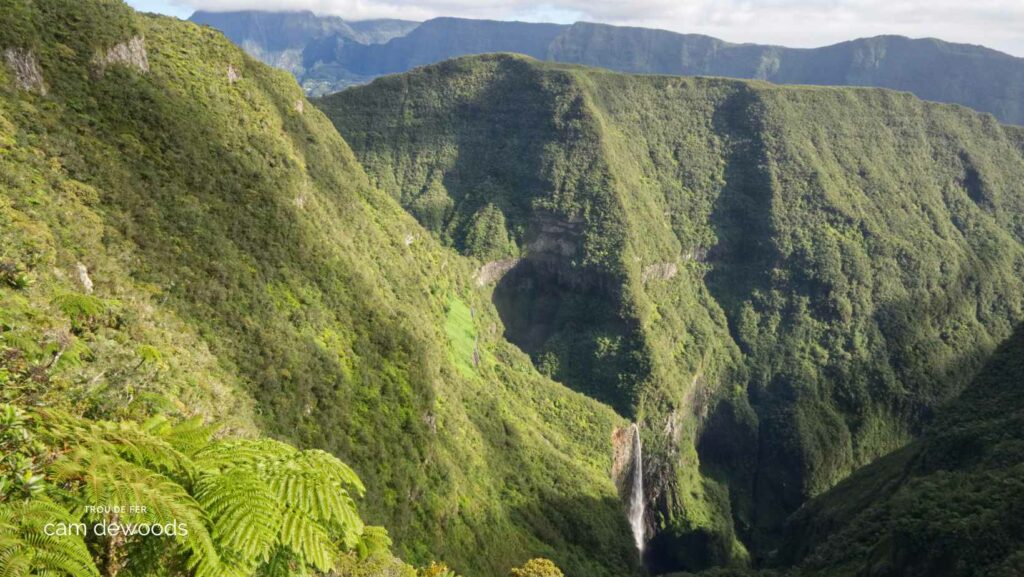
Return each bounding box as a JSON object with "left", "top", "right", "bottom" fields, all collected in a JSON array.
[
  {"left": 93, "top": 36, "right": 149, "bottom": 74},
  {"left": 641, "top": 262, "right": 678, "bottom": 283},
  {"left": 473, "top": 258, "right": 520, "bottom": 287},
  {"left": 3, "top": 48, "right": 46, "bottom": 94}
]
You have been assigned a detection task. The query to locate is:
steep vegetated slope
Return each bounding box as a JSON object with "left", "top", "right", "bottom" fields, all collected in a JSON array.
[
  {"left": 0, "top": 3, "right": 636, "bottom": 576},
  {"left": 781, "top": 323, "right": 1024, "bottom": 577},
  {"left": 320, "top": 54, "right": 1024, "bottom": 572},
  {"left": 199, "top": 12, "right": 1024, "bottom": 125}
]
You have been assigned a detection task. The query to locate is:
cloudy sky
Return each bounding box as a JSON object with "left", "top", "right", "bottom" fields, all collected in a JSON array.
[{"left": 126, "top": 0, "right": 1024, "bottom": 57}]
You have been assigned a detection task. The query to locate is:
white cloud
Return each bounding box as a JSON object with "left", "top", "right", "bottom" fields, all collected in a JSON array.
[{"left": 165, "top": 0, "right": 1024, "bottom": 56}]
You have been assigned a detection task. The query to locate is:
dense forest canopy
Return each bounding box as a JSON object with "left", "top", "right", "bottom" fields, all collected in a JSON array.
[{"left": 2, "top": 2, "right": 1023, "bottom": 577}]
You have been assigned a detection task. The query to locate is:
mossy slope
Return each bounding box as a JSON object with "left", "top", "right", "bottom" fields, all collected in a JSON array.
[{"left": 1, "top": 4, "right": 634, "bottom": 576}]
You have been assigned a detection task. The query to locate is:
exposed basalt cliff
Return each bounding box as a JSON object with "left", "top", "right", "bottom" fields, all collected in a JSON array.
[
  {"left": 3, "top": 48, "right": 46, "bottom": 94},
  {"left": 474, "top": 258, "right": 520, "bottom": 286},
  {"left": 92, "top": 35, "right": 149, "bottom": 74}
]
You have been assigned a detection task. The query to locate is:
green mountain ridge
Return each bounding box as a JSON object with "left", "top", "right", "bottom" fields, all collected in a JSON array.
[
  {"left": 4, "top": 2, "right": 1024, "bottom": 576},
  {"left": 192, "top": 12, "right": 1024, "bottom": 125},
  {"left": 320, "top": 53, "right": 1024, "bottom": 572},
  {"left": 0, "top": 3, "right": 637, "bottom": 576}
]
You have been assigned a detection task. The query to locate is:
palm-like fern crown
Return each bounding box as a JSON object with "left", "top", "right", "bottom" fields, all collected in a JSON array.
[{"left": 0, "top": 405, "right": 375, "bottom": 577}]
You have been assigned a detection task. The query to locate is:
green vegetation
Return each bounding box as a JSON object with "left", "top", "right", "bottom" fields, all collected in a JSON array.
[
  {"left": 1, "top": 3, "right": 634, "bottom": 576},
  {"left": 443, "top": 297, "right": 477, "bottom": 375},
  {"left": 321, "top": 54, "right": 1024, "bottom": 572},
  {"left": 510, "top": 558, "right": 564, "bottom": 577},
  {"left": 6, "top": 1, "right": 1024, "bottom": 575},
  {"left": 0, "top": 404, "right": 401, "bottom": 577},
  {"left": 779, "top": 323, "right": 1024, "bottom": 577}
]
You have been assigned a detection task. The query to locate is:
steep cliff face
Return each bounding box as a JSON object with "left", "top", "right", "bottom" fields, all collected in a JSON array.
[
  {"left": 320, "top": 54, "right": 1024, "bottom": 572},
  {"left": 196, "top": 11, "right": 1024, "bottom": 124},
  {"left": 188, "top": 10, "right": 419, "bottom": 94},
  {"left": 1, "top": 5, "right": 635, "bottom": 576},
  {"left": 546, "top": 24, "right": 1024, "bottom": 126}
]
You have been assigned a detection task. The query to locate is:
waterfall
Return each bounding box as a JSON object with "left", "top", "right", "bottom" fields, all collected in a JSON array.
[{"left": 628, "top": 423, "right": 645, "bottom": 554}]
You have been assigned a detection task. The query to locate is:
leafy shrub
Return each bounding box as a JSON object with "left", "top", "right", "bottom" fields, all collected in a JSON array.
[{"left": 510, "top": 558, "right": 565, "bottom": 577}]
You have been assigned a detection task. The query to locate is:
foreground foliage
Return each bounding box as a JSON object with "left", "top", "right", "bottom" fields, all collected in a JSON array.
[{"left": 0, "top": 404, "right": 400, "bottom": 577}]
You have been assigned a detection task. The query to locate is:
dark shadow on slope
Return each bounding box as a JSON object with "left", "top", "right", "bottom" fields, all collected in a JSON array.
[
  {"left": 437, "top": 58, "right": 647, "bottom": 417},
  {"left": 777, "top": 323, "right": 1024, "bottom": 576},
  {"left": 703, "top": 84, "right": 778, "bottom": 349},
  {"left": 693, "top": 82, "right": 1024, "bottom": 569},
  {"left": 439, "top": 57, "right": 554, "bottom": 248},
  {"left": 492, "top": 254, "right": 644, "bottom": 418},
  {"left": 687, "top": 84, "right": 782, "bottom": 563}
]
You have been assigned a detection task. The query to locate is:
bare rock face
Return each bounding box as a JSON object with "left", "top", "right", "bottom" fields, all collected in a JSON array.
[
  {"left": 683, "top": 245, "right": 709, "bottom": 262},
  {"left": 641, "top": 262, "right": 678, "bottom": 284},
  {"left": 294, "top": 99, "right": 304, "bottom": 114},
  {"left": 527, "top": 212, "right": 582, "bottom": 258},
  {"left": 76, "top": 262, "right": 94, "bottom": 294},
  {"left": 474, "top": 257, "right": 521, "bottom": 287},
  {"left": 93, "top": 36, "right": 149, "bottom": 75},
  {"left": 3, "top": 48, "right": 47, "bottom": 94},
  {"left": 611, "top": 425, "right": 638, "bottom": 495},
  {"left": 227, "top": 64, "right": 240, "bottom": 84}
]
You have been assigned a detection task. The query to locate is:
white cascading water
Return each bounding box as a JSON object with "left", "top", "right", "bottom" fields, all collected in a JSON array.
[{"left": 628, "top": 423, "right": 645, "bottom": 554}]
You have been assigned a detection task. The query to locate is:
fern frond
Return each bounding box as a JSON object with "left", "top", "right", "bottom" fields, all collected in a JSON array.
[
  {"left": 257, "top": 546, "right": 310, "bottom": 577},
  {"left": 289, "top": 450, "right": 365, "bottom": 497},
  {"left": 144, "top": 415, "right": 217, "bottom": 456},
  {"left": 48, "top": 449, "right": 220, "bottom": 576},
  {"left": 38, "top": 410, "right": 195, "bottom": 478},
  {"left": 194, "top": 438, "right": 367, "bottom": 570},
  {"left": 358, "top": 526, "right": 393, "bottom": 559},
  {"left": 0, "top": 500, "right": 100, "bottom": 577},
  {"left": 194, "top": 468, "right": 279, "bottom": 562},
  {"left": 193, "top": 438, "right": 297, "bottom": 471},
  {"left": 278, "top": 509, "right": 333, "bottom": 573},
  {"left": 265, "top": 454, "right": 364, "bottom": 548}
]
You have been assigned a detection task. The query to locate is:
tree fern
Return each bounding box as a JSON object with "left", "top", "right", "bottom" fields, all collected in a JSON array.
[
  {"left": 48, "top": 448, "right": 222, "bottom": 577},
  {"left": 277, "top": 508, "right": 333, "bottom": 571},
  {"left": 142, "top": 414, "right": 218, "bottom": 456},
  {"left": 50, "top": 293, "right": 109, "bottom": 331},
  {"left": 0, "top": 499, "right": 100, "bottom": 577},
  {"left": 194, "top": 438, "right": 367, "bottom": 571},
  {"left": 2, "top": 406, "right": 377, "bottom": 577},
  {"left": 39, "top": 410, "right": 194, "bottom": 480},
  {"left": 194, "top": 468, "right": 279, "bottom": 566},
  {"left": 258, "top": 547, "right": 310, "bottom": 577},
  {"left": 356, "top": 525, "right": 393, "bottom": 560}
]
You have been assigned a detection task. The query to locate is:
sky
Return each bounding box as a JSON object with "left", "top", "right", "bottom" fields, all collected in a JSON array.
[{"left": 126, "top": 0, "right": 1024, "bottom": 57}]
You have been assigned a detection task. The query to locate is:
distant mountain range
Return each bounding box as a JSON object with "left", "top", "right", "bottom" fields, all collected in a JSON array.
[
  {"left": 189, "top": 11, "right": 1024, "bottom": 125},
  {"left": 189, "top": 10, "right": 419, "bottom": 91}
]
